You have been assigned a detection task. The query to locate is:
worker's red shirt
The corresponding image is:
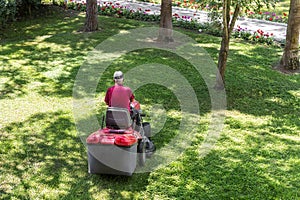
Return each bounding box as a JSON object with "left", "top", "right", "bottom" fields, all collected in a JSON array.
[{"left": 104, "top": 85, "right": 134, "bottom": 111}]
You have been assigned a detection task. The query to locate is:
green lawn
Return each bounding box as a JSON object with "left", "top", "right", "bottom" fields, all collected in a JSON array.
[
  {"left": 271, "top": 0, "right": 290, "bottom": 15},
  {"left": 1, "top": 6, "right": 299, "bottom": 200}
]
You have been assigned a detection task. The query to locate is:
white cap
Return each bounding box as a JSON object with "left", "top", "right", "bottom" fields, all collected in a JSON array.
[{"left": 113, "top": 71, "right": 123, "bottom": 79}]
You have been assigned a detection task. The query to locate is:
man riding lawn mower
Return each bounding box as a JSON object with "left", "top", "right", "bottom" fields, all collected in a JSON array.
[{"left": 86, "top": 71, "right": 155, "bottom": 176}]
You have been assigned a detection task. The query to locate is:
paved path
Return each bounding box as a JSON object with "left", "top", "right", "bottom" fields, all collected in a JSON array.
[{"left": 106, "top": 0, "right": 287, "bottom": 42}]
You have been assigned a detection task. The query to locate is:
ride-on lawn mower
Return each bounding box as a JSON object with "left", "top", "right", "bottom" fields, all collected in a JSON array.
[{"left": 86, "top": 101, "right": 153, "bottom": 176}]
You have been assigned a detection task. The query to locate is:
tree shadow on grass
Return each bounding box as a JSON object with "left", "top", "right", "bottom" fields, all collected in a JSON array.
[
  {"left": 2, "top": 106, "right": 297, "bottom": 199},
  {"left": 146, "top": 127, "right": 300, "bottom": 199},
  {"left": 0, "top": 111, "right": 86, "bottom": 199},
  {"left": 0, "top": 6, "right": 85, "bottom": 99},
  {"left": 0, "top": 68, "right": 30, "bottom": 99},
  {"left": 0, "top": 11, "right": 154, "bottom": 100},
  {"left": 0, "top": 110, "right": 160, "bottom": 199},
  {"left": 0, "top": 6, "right": 83, "bottom": 43},
  {"left": 222, "top": 44, "right": 300, "bottom": 129}
]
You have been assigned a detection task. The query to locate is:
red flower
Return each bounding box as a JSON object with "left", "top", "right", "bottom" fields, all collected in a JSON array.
[
  {"left": 256, "top": 36, "right": 260, "bottom": 38},
  {"left": 269, "top": 17, "right": 273, "bottom": 21},
  {"left": 173, "top": 13, "right": 180, "bottom": 18},
  {"left": 257, "top": 29, "right": 264, "bottom": 35},
  {"left": 283, "top": 13, "right": 287, "bottom": 17}
]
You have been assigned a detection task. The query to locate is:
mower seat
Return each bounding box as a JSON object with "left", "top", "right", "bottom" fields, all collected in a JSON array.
[{"left": 105, "top": 107, "right": 132, "bottom": 130}]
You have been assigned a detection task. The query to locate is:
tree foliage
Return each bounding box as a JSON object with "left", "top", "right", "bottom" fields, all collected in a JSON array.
[{"left": 199, "top": 0, "right": 277, "bottom": 89}]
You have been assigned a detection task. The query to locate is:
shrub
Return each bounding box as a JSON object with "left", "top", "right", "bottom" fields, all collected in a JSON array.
[
  {"left": 0, "top": 0, "right": 43, "bottom": 28},
  {"left": 16, "top": 0, "right": 43, "bottom": 17},
  {"left": 0, "top": 0, "right": 17, "bottom": 28}
]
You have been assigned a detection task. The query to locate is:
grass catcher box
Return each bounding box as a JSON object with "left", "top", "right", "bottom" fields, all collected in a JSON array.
[{"left": 86, "top": 128, "right": 139, "bottom": 176}]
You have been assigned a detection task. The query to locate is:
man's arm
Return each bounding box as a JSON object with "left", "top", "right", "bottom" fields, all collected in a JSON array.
[
  {"left": 104, "top": 87, "right": 112, "bottom": 105},
  {"left": 130, "top": 93, "right": 135, "bottom": 102}
]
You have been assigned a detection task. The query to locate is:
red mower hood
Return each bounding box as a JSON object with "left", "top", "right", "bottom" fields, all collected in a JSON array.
[{"left": 86, "top": 127, "right": 140, "bottom": 147}]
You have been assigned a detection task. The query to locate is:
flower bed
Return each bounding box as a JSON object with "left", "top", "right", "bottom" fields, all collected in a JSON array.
[
  {"left": 61, "top": 1, "right": 276, "bottom": 46},
  {"left": 243, "top": 10, "right": 288, "bottom": 23},
  {"left": 232, "top": 25, "right": 275, "bottom": 45}
]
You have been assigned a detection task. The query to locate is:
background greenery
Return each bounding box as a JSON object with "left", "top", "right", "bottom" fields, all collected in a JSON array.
[{"left": 0, "top": 6, "right": 299, "bottom": 199}]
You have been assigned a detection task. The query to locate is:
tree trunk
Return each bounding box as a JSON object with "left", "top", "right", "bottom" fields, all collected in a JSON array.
[
  {"left": 215, "top": 35, "right": 230, "bottom": 90},
  {"left": 158, "top": 0, "right": 173, "bottom": 42},
  {"left": 280, "top": 0, "right": 300, "bottom": 70},
  {"left": 84, "top": 0, "right": 98, "bottom": 32},
  {"left": 215, "top": 0, "right": 241, "bottom": 90},
  {"left": 215, "top": 0, "right": 230, "bottom": 90}
]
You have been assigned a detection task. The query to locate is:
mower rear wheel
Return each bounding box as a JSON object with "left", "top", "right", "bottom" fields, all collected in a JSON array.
[{"left": 137, "top": 139, "right": 146, "bottom": 166}]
